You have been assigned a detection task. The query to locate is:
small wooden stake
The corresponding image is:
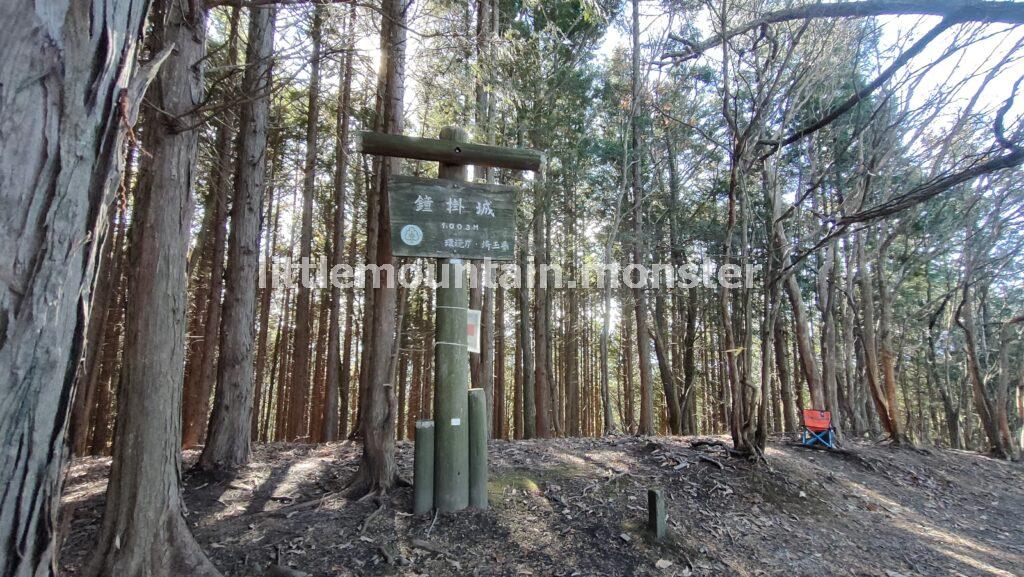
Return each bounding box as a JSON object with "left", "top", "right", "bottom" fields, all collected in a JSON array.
[
  {"left": 413, "top": 420, "right": 435, "bottom": 515},
  {"left": 468, "top": 388, "right": 488, "bottom": 509},
  {"left": 648, "top": 488, "right": 666, "bottom": 540}
]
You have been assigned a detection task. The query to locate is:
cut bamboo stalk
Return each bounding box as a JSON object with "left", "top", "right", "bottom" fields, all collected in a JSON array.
[
  {"left": 433, "top": 126, "right": 471, "bottom": 512},
  {"left": 468, "top": 388, "right": 488, "bottom": 509},
  {"left": 413, "top": 420, "right": 434, "bottom": 515}
]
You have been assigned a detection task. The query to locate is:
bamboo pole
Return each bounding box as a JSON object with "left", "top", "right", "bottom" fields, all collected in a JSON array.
[
  {"left": 433, "top": 126, "right": 471, "bottom": 512},
  {"left": 413, "top": 420, "right": 434, "bottom": 515},
  {"left": 468, "top": 387, "right": 488, "bottom": 509}
]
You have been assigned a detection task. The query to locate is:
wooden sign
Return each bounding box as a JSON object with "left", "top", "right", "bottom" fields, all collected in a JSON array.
[{"left": 388, "top": 175, "right": 516, "bottom": 260}]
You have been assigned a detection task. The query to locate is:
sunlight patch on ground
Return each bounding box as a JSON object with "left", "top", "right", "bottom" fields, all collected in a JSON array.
[{"left": 839, "top": 477, "right": 1022, "bottom": 575}]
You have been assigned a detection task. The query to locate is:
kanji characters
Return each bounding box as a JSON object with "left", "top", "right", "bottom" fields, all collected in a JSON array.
[
  {"left": 414, "top": 194, "right": 433, "bottom": 212},
  {"left": 446, "top": 197, "right": 464, "bottom": 214},
  {"left": 475, "top": 199, "right": 495, "bottom": 217}
]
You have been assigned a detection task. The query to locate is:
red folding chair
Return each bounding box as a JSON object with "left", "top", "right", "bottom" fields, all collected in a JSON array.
[{"left": 800, "top": 409, "right": 836, "bottom": 449}]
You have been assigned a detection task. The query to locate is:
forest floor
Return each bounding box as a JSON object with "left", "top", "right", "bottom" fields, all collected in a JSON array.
[{"left": 59, "top": 435, "right": 1023, "bottom": 577}]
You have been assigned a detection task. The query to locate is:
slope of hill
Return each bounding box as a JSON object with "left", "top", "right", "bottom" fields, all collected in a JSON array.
[{"left": 59, "top": 436, "right": 1023, "bottom": 576}]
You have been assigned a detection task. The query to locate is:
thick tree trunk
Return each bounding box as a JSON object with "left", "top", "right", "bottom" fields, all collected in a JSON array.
[
  {"left": 85, "top": 2, "right": 219, "bottom": 574},
  {"left": 0, "top": 0, "right": 158, "bottom": 573},
  {"left": 198, "top": 5, "right": 276, "bottom": 472},
  {"left": 347, "top": 0, "right": 404, "bottom": 496}
]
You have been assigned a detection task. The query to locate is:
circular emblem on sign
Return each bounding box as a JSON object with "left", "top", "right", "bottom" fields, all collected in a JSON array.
[{"left": 400, "top": 224, "right": 423, "bottom": 246}]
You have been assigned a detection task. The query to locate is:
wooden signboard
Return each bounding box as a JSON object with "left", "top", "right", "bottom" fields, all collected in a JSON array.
[{"left": 388, "top": 175, "right": 516, "bottom": 260}]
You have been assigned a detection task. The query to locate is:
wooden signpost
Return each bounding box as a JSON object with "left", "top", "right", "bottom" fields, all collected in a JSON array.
[
  {"left": 389, "top": 175, "right": 516, "bottom": 260},
  {"left": 357, "top": 126, "right": 542, "bottom": 514}
]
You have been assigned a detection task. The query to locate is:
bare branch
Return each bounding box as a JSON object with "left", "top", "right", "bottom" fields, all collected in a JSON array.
[
  {"left": 838, "top": 150, "right": 1024, "bottom": 225},
  {"left": 771, "top": 18, "right": 955, "bottom": 149},
  {"left": 664, "top": 0, "right": 1024, "bottom": 61}
]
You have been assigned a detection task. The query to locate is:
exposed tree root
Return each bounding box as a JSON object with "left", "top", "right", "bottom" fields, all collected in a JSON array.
[{"left": 85, "top": 512, "right": 221, "bottom": 577}]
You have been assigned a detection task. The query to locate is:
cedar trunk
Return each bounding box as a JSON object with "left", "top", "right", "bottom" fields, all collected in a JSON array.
[
  {"left": 85, "top": 2, "right": 219, "bottom": 574},
  {"left": 199, "top": 5, "right": 276, "bottom": 472},
  {"left": 0, "top": 0, "right": 153, "bottom": 574}
]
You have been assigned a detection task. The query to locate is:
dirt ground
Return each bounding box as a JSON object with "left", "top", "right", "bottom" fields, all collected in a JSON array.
[{"left": 59, "top": 435, "right": 1023, "bottom": 577}]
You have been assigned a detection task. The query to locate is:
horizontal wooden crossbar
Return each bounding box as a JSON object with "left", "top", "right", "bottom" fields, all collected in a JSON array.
[{"left": 355, "top": 131, "right": 544, "bottom": 172}]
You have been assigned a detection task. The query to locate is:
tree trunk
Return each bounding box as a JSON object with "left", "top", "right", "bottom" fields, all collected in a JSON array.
[
  {"left": 533, "top": 205, "right": 552, "bottom": 437},
  {"left": 253, "top": 163, "right": 280, "bottom": 440},
  {"left": 774, "top": 321, "right": 797, "bottom": 433},
  {"left": 566, "top": 216, "right": 581, "bottom": 436},
  {"left": 310, "top": 288, "right": 331, "bottom": 442},
  {"left": 89, "top": 214, "right": 129, "bottom": 456},
  {"left": 875, "top": 241, "right": 908, "bottom": 443},
  {"left": 630, "top": 0, "right": 655, "bottom": 437},
  {"left": 347, "top": 0, "right": 405, "bottom": 496},
  {"left": 69, "top": 144, "right": 135, "bottom": 457},
  {"left": 599, "top": 262, "right": 616, "bottom": 435},
  {"left": 274, "top": 288, "right": 294, "bottom": 442},
  {"left": 513, "top": 295, "right": 525, "bottom": 439},
  {"left": 817, "top": 241, "right": 843, "bottom": 439},
  {"left": 198, "top": 4, "right": 275, "bottom": 472},
  {"left": 494, "top": 287, "right": 507, "bottom": 438},
  {"left": 957, "top": 280, "right": 1009, "bottom": 458},
  {"left": 622, "top": 295, "right": 636, "bottom": 433},
  {"left": 85, "top": 2, "right": 219, "bottom": 573},
  {"left": 0, "top": 0, "right": 163, "bottom": 570},
  {"left": 780, "top": 242, "right": 825, "bottom": 411},
  {"left": 287, "top": 6, "right": 324, "bottom": 442},
  {"left": 856, "top": 232, "right": 901, "bottom": 439},
  {"left": 324, "top": 4, "right": 356, "bottom": 442},
  {"left": 995, "top": 323, "right": 1019, "bottom": 459},
  {"left": 517, "top": 253, "right": 536, "bottom": 439},
  {"left": 650, "top": 315, "right": 682, "bottom": 435}
]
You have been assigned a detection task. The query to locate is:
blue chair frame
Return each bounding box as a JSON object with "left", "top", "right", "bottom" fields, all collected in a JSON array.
[{"left": 801, "top": 426, "right": 836, "bottom": 449}]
